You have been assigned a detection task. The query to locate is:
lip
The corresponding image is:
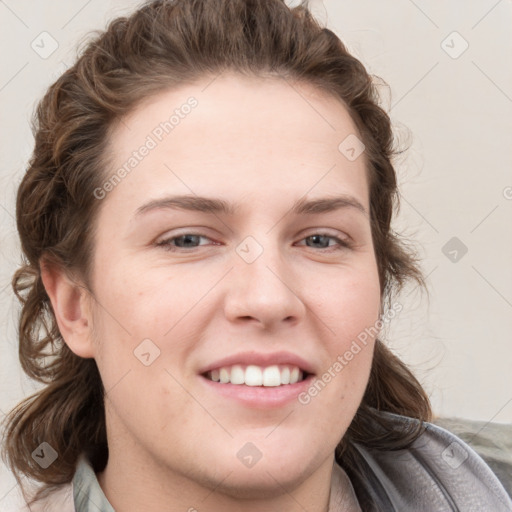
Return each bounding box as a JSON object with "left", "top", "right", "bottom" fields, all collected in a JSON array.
[
  {"left": 199, "top": 373, "right": 315, "bottom": 409},
  {"left": 198, "top": 350, "right": 316, "bottom": 375}
]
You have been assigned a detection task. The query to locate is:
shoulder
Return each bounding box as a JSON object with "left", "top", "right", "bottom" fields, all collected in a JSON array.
[
  {"left": 15, "top": 453, "right": 110, "bottom": 512},
  {"left": 18, "top": 483, "right": 74, "bottom": 512},
  {"left": 433, "top": 416, "right": 512, "bottom": 497},
  {"left": 351, "top": 411, "right": 512, "bottom": 511}
]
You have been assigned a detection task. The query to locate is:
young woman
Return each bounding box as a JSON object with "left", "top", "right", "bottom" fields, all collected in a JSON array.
[{"left": 2, "top": 0, "right": 511, "bottom": 510}]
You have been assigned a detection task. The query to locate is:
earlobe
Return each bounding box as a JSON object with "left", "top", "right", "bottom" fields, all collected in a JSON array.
[{"left": 40, "top": 260, "right": 95, "bottom": 359}]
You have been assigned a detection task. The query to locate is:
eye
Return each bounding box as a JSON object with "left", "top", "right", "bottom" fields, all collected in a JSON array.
[
  {"left": 156, "top": 233, "right": 215, "bottom": 251},
  {"left": 296, "top": 233, "right": 353, "bottom": 251},
  {"left": 155, "top": 232, "right": 353, "bottom": 252}
]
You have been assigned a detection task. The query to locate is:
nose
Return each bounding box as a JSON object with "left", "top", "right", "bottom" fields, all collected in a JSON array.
[{"left": 223, "top": 238, "right": 306, "bottom": 330}]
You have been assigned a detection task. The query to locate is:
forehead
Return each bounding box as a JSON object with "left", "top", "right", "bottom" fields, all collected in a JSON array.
[{"left": 101, "top": 73, "right": 369, "bottom": 214}]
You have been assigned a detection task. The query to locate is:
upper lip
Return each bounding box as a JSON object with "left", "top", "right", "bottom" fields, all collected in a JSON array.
[{"left": 199, "top": 351, "right": 316, "bottom": 376}]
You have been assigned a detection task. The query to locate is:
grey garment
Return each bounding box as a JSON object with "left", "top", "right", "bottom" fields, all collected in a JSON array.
[
  {"left": 345, "top": 411, "right": 512, "bottom": 511},
  {"left": 67, "top": 413, "right": 512, "bottom": 512},
  {"left": 433, "top": 416, "right": 512, "bottom": 499}
]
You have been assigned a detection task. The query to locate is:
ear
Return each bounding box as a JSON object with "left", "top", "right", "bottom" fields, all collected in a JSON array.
[{"left": 40, "top": 259, "right": 95, "bottom": 359}]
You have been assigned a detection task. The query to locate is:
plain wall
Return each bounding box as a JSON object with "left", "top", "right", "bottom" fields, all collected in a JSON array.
[{"left": 1, "top": 0, "right": 511, "bottom": 508}]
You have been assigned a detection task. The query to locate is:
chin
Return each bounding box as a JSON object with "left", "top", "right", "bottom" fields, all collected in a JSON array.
[
  {"left": 212, "top": 438, "right": 321, "bottom": 488},
  {"left": 203, "top": 460, "right": 314, "bottom": 501}
]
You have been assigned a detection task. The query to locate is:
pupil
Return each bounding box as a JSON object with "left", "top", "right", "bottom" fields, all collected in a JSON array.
[
  {"left": 178, "top": 234, "right": 199, "bottom": 247},
  {"left": 309, "top": 235, "right": 328, "bottom": 248}
]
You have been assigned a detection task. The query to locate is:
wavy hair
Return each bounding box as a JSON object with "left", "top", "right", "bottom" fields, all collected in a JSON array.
[{"left": 2, "top": 0, "right": 431, "bottom": 504}]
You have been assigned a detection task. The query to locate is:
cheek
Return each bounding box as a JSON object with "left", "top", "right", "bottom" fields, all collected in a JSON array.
[
  {"left": 312, "top": 265, "right": 381, "bottom": 337},
  {"left": 92, "top": 265, "right": 176, "bottom": 335},
  {"left": 89, "top": 263, "right": 205, "bottom": 397},
  {"left": 312, "top": 263, "right": 380, "bottom": 386}
]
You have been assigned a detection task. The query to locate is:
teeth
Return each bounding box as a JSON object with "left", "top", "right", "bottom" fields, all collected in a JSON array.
[
  {"left": 263, "top": 366, "right": 280, "bottom": 386},
  {"left": 280, "top": 366, "right": 290, "bottom": 385},
  {"left": 206, "top": 364, "right": 306, "bottom": 386},
  {"left": 230, "top": 365, "right": 245, "bottom": 385},
  {"left": 219, "top": 368, "right": 230, "bottom": 384},
  {"left": 245, "top": 365, "right": 263, "bottom": 386}
]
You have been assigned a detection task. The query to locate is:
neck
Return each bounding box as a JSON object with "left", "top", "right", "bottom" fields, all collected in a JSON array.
[{"left": 96, "top": 446, "right": 356, "bottom": 512}]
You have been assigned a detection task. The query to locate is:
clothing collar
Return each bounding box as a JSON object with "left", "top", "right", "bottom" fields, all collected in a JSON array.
[{"left": 72, "top": 454, "right": 114, "bottom": 512}]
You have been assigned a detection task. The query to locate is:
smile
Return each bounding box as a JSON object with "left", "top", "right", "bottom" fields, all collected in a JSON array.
[{"left": 203, "top": 364, "right": 309, "bottom": 387}]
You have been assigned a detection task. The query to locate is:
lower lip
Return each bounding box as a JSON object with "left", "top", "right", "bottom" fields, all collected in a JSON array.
[{"left": 199, "top": 374, "right": 315, "bottom": 408}]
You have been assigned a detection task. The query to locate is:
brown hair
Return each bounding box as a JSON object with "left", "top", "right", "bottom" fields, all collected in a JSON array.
[{"left": 2, "top": 0, "right": 431, "bottom": 504}]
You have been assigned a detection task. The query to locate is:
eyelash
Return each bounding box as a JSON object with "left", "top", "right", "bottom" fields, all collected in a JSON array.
[{"left": 156, "top": 232, "right": 354, "bottom": 252}]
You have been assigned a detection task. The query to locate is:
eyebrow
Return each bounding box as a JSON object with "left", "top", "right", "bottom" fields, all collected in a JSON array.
[{"left": 134, "top": 194, "right": 368, "bottom": 218}]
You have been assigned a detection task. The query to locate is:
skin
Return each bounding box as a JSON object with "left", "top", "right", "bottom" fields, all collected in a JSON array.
[{"left": 43, "top": 73, "right": 382, "bottom": 512}]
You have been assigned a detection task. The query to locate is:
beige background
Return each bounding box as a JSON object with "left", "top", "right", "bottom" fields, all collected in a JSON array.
[{"left": 1, "top": 0, "right": 511, "bottom": 507}]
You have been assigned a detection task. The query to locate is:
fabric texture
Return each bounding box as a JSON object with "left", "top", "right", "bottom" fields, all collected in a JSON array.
[
  {"left": 21, "top": 411, "right": 512, "bottom": 511},
  {"left": 345, "top": 411, "right": 512, "bottom": 511},
  {"left": 433, "top": 416, "right": 512, "bottom": 498}
]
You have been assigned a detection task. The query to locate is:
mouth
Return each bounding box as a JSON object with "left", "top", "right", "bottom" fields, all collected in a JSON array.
[
  {"left": 201, "top": 364, "right": 312, "bottom": 387},
  {"left": 197, "top": 351, "right": 317, "bottom": 407}
]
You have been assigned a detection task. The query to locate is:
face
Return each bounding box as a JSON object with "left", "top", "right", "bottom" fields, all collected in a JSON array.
[{"left": 87, "top": 73, "right": 381, "bottom": 499}]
